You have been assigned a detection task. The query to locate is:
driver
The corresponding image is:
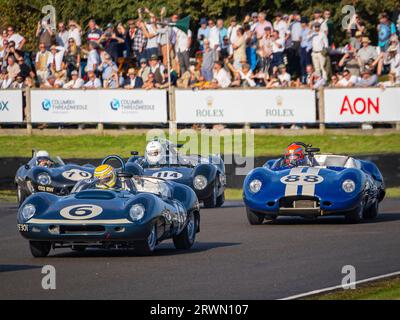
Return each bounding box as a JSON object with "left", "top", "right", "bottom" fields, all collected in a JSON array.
[
  {"left": 94, "top": 164, "right": 120, "bottom": 189},
  {"left": 36, "top": 150, "right": 54, "bottom": 168},
  {"left": 145, "top": 140, "right": 166, "bottom": 165},
  {"left": 283, "top": 143, "right": 306, "bottom": 167}
]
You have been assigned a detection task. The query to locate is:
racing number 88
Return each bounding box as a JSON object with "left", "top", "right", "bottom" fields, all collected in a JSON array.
[{"left": 284, "top": 175, "right": 320, "bottom": 183}]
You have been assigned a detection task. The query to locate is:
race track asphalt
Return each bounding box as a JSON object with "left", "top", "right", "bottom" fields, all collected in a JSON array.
[{"left": 0, "top": 199, "right": 399, "bottom": 300}]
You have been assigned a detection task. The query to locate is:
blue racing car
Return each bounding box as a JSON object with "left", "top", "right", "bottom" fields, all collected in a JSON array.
[
  {"left": 17, "top": 156, "right": 200, "bottom": 257},
  {"left": 243, "top": 142, "right": 385, "bottom": 224}
]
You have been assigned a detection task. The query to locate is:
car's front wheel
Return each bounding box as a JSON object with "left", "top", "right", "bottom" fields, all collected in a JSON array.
[
  {"left": 363, "top": 201, "right": 379, "bottom": 220},
  {"left": 216, "top": 191, "right": 225, "bottom": 207},
  {"left": 246, "top": 208, "right": 265, "bottom": 225},
  {"left": 203, "top": 183, "right": 218, "bottom": 208},
  {"left": 17, "top": 185, "right": 28, "bottom": 207},
  {"left": 134, "top": 224, "right": 157, "bottom": 255},
  {"left": 29, "top": 241, "right": 51, "bottom": 258},
  {"left": 173, "top": 212, "right": 197, "bottom": 250},
  {"left": 345, "top": 206, "right": 363, "bottom": 224}
]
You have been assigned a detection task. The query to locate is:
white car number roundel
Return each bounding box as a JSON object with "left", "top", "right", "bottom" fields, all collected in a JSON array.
[
  {"left": 152, "top": 171, "right": 183, "bottom": 180},
  {"left": 62, "top": 169, "right": 92, "bottom": 181},
  {"left": 280, "top": 173, "right": 324, "bottom": 185},
  {"left": 60, "top": 204, "right": 103, "bottom": 220}
]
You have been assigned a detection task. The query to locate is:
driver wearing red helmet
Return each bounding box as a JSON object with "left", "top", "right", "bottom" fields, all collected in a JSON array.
[{"left": 284, "top": 143, "right": 306, "bottom": 167}]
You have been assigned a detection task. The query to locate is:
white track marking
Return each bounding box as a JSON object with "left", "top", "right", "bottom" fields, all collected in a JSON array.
[
  {"left": 279, "top": 270, "right": 400, "bottom": 300},
  {"left": 27, "top": 218, "right": 132, "bottom": 225}
]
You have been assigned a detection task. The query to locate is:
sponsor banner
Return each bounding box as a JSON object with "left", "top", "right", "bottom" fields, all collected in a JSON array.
[
  {"left": 175, "top": 89, "right": 316, "bottom": 123},
  {"left": 324, "top": 88, "right": 400, "bottom": 123},
  {"left": 31, "top": 90, "right": 167, "bottom": 123},
  {"left": 0, "top": 90, "right": 23, "bottom": 123}
]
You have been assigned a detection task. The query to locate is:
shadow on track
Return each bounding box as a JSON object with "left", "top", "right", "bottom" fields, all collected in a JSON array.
[
  {"left": 0, "top": 264, "right": 42, "bottom": 273},
  {"left": 48, "top": 241, "right": 241, "bottom": 258},
  {"left": 257, "top": 212, "right": 400, "bottom": 226}
]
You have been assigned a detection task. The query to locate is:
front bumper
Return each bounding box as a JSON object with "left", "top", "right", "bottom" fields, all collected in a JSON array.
[{"left": 18, "top": 220, "right": 152, "bottom": 243}]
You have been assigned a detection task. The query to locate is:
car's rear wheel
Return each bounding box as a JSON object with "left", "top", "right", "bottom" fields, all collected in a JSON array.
[
  {"left": 173, "top": 212, "right": 197, "bottom": 250},
  {"left": 29, "top": 241, "right": 51, "bottom": 258},
  {"left": 216, "top": 191, "right": 225, "bottom": 207},
  {"left": 17, "top": 185, "right": 28, "bottom": 207},
  {"left": 246, "top": 208, "right": 265, "bottom": 225},
  {"left": 363, "top": 201, "right": 379, "bottom": 220},
  {"left": 203, "top": 183, "right": 218, "bottom": 208},
  {"left": 135, "top": 224, "right": 157, "bottom": 255},
  {"left": 345, "top": 206, "right": 363, "bottom": 224}
]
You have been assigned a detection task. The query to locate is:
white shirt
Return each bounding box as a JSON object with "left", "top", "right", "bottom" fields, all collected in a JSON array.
[
  {"left": 174, "top": 28, "right": 192, "bottom": 53},
  {"left": 8, "top": 33, "right": 24, "bottom": 48},
  {"left": 47, "top": 47, "right": 65, "bottom": 72},
  {"left": 208, "top": 26, "right": 220, "bottom": 50},
  {"left": 213, "top": 68, "right": 231, "bottom": 88},
  {"left": 0, "top": 78, "right": 12, "bottom": 89},
  {"left": 309, "top": 31, "right": 328, "bottom": 52},
  {"left": 272, "top": 38, "right": 285, "bottom": 53},
  {"left": 68, "top": 28, "right": 81, "bottom": 46},
  {"left": 63, "top": 78, "right": 84, "bottom": 89},
  {"left": 56, "top": 31, "right": 69, "bottom": 48},
  {"left": 84, "top": 78, "right": 102, "bottom": 88},
  {"left": 278, "top": 72, "right": 291, "bottom": 84},
  {"left": 273, "top": 20, "right": 288, "bottom": 39},
  {"left": 227, "top": 25, "right": 241, "bottom": 45},
  {"left": 87, "top": 49, "right": 100, "bottom": 71},
  {"left": 337, "top": 75, "right": 358, "bottom": 87},
  {"left": 239, "top": 70, "right": 256, "bottom": 87}
]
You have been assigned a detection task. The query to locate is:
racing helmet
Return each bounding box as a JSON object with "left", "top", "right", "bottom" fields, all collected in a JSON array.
[
  {"left": 36, "top": 150, "right": 52, "bottom": 167},
  {"left": 145, "top": 140, "right": 165, "bottom": 164},
  {"left": 94, "top": 164, "right": 117, "bottom": 189},
  {"left": 284, "top": 143, "right": 305, "bottom": 167}
]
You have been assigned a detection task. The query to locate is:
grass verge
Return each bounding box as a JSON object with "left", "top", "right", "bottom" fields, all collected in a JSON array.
[
  {"left": 0, "top": 133, "right": 399, "bottom": 158},
  {"left": 305, "top": 276, "right": 400, "bottom": 300}
]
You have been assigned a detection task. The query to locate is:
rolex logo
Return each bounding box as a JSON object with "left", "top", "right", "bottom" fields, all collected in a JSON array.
[
  {"left": 276, "top": 96, "right": 283, "bottom": 107},
  {"left": 206, "top": 96, "right": 213, "bottom": 108}
]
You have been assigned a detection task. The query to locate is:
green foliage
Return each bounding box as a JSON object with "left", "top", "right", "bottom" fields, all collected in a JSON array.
[{"left": 0, "top": 0, "right": 398, "bottom": 51}]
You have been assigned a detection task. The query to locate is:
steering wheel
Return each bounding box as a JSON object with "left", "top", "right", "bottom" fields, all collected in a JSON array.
[{"left": 101, "top": 155, "right": 126, "bottom": 172}]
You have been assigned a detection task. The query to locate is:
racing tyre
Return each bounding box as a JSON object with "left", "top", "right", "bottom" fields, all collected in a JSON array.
[
  {"left": 216, "top": 191, "right": 225, "bottom": 207},
  {"left": 29, "top": 241, "right": 51, "bottom": 258},
  {"left": 363, "top": 201, "right": 379, "bottom": 220},
  {"left": 173, "top": 212, "right": 197, "bottom": 250},
  {"left": 246, "top": 208, "right": 265, "bottom": 225},
  {"left": 345, "top": 206, "right": 363, "bottom": 224},
  {"left": 203, "top": 183, "right": 218, "bottom": 208},
  {"left": 17, "top": 185, "right": 28, "bottom": 207},
  {"left": 135, "top": 224, "right": 157, "bottom": 256}
]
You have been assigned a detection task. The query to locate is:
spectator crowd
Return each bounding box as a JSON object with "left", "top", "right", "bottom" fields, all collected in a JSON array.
[{"left": 0, "top": 8, "right": 400, "bottom": 91}]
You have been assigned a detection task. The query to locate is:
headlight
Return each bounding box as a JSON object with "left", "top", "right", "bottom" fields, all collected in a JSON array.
[
  {"left": 37, "top": 173, "right": 51, "bottom": 186},
  {"left": 249, "top": 179, "right": 262, "bottom": 193},
  {"left": 20, "top": 204, "right": 36, "bottom": 220},
  {"left": 129, "top": 204, "right": 145, "bottom": 221},
  {"left": 193, "top": 175, "right": 207, "bottom": 190},
  {"left": 342, "top": 179, "right": 355, "bottom": 193}
]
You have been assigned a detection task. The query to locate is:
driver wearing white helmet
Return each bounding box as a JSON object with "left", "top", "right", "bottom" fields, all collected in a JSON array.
[
  {"left": 36, "top": 150, "right": 54, "bottom": 168},
  {"left": 145, "top": 140, "right": 166, "bottom": 165}
]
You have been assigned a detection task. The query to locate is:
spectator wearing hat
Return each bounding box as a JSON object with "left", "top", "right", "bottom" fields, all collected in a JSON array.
[
  {"left": 308, "top": 22, "right": 329, "bottom": 80},
  {"left": 124, "top": 68, "right": 143, "bottom": 89},
  {"left": 379, "top": 42, "right": 400, "bottom": 77},
  {"left": 356, "top": 37, "right": 378, "bottom": 71},
  {"left": 138, "top": 58, "right": 151, "bottom": 82},
  {"left": 148, "top": 54, "right": 165, "bottom": 84},
  {"left": 249, "top": 12, "right": 259, "bottom": 28},
  {"left": 67, "top": 20, "right": 82, "bottom": 47},
  {"left": 47, "top": 45, "right": 65, "bottom": 75},
  {"left": 197, "top": 18, "right": 210, "bottom": 51},
  {"left": 63, "top": 70, "right": 84, "bottom": 88},
  {"left": 377, "top": 13, "right": 396, "bottom": 52}
]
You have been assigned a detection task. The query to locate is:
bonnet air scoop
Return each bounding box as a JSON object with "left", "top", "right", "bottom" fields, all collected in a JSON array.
[{"left": 75, "top": 190, "right": 116, "bottom": 200}]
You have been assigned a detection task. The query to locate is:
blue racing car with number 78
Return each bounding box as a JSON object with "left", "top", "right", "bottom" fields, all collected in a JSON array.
[{"left": 243, "top": 142, "right": 385, "bottom": 224}]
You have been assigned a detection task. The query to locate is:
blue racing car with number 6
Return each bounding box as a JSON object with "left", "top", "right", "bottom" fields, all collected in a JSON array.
[
  {"left": 243, "top": 142, "right": 385, "bottom": 224},
  {"left": 17, "top": 156, "right": 200, "bottom": 257}
]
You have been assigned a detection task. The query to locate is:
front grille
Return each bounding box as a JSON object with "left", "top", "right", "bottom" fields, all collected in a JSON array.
[
  {"left": 279, "top": 196, "right": 320, "bottom": 209},
  {"left": 60, "top": 225, "right": 105, "bottom": 234}
]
